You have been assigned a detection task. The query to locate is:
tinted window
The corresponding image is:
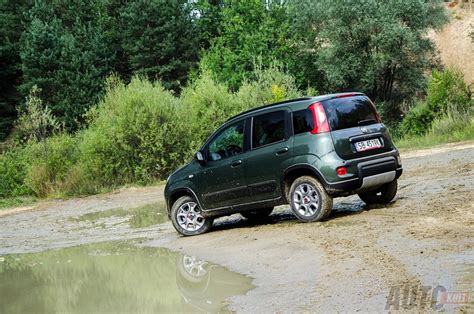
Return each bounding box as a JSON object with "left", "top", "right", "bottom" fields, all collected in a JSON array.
[
  {"left": 209, "top": 120, "right": 245, "bottom": 161},
  {"left": 252, "top": 111, "right": 285, "bottom": 148},
  {"left": 293, "top": 109, "right": 314, "bottom": 134},
  {"left": 322, "top": 96, "right": 379, "bottom": 131}
]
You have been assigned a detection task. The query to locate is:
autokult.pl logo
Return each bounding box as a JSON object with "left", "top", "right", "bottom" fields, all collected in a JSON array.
[{"left": 385, "top": 284, "right": 470, "bottom": 310}]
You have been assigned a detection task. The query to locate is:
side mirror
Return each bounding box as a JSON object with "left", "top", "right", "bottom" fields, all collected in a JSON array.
[{"left": 196, "top": 151, "right": 206, "bottom": 164}]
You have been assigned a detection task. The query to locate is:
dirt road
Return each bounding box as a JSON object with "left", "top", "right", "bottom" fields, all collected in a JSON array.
[{"left": 1, "top": 141, "right": 473, "bottom": 312}]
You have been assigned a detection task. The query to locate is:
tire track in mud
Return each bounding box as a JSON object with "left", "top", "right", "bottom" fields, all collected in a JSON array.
[{"left": 294, "top": 213, "right": 422, "bottom": 311}]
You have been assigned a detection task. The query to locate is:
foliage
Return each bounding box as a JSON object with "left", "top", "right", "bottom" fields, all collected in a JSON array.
[
  {"left": 0, "top": 149, "right": 32, "bottom": 198},
  {"left": 0, "top": 0, "right": 33, "bottom": 140},
  {"left": 426, "top": 69, "right": 471, "bottom": 115},
  {"left": 396, "top": 114, "right": 474, "bottom": 149},
  {"left": 200, "top": 0, "right": 294, "bottom": 90},
  {"left": 181, "top": 66, "right": 301, "bottom": 150},
  {"left": 24, "top": 134, "right": 79, "bottom": 197},
  {"left": 14, "top": 85, "right": 60, "bottom": 144},
  {"left": 78, "top": 76, "right": 193, "bottom": 188},
  {"left": 398, "top": 101, "right": 434, "bottom": 136},
  {"left": 19, "top": 0, "right": 114, "bottom": 131},
  {"left": 0, "top": 66, "right": 301, "bottom": 199},
  {"left": 120, "top": 0, "right": 201, "bottom": 91},
  {"left": 399, "top": 69, "right": 472, "bottom": 136},
  {"left": 289, "top": 0, "right": 448, "bottom": 104}
]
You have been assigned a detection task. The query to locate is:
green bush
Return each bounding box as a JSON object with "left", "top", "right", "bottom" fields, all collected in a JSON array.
[
  {"left": 78, "top": 76, "right": 193, "bottom": 188},
  {"left": 427, "top": 69, "right": 471, "bottom": 116},
  {"left": 236, "top": 64, "right": 301, "bottom": 110},
  {"left": 0, "top": 149, "right": 32, "bottom": 198},
  {"left": 180, "top": 72, "right": 239, "bottom": 150},
  {"left": 14, "top": 85, "right": 61, "bottom": 144},
  {"left": 182, "top": 66, "right": 302, "bottom": 151},
  {"left": 399, "top": 69, "right": 472, "bottom": 137},
  {"left": 0, "top": 67, "right": 303, "bottom": 199},
  {"left": 398, "top": 101, "right": 434, "bottom": 136},
  {"left": 24, "top": 134, "right": 79, "bottom": 197}
]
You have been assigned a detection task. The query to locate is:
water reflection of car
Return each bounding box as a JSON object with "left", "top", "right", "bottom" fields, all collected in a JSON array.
[{"left": 176, "top": 255, "right": 252, "bottom": 312}]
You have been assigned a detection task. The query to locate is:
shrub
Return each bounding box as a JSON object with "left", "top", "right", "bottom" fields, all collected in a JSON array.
[
  {"left": 0, "top": 67, "right": 304, "bottom": 199},
  {"left": 398, "top": 101, "right": 434, "bottom": 136},
  {"left": 399, "top": 69, "right": 472, "bottom": 136},
  {"left": 78, "top": 76, "right": 192, "bottom": 187},
  {"left": 236, "top": 65, "right": 301, "bottom": 110},
  {"left": 14, "top": 85, "right": 60, "bottom": 144},
  {"left": 180, "top": 72, "right": 240, "bottom": 150},
  {"left": 24, "top": 134, "right": 79, "bottom": 197},
  {"left": 181, "top": 66, "right": 302, "bottom": 151},
  {"left": 0, "top": 149, "right": 32, "bottom": 198},
  {"left": 427, "top": 69, "right": 471, "bottom": 116}
]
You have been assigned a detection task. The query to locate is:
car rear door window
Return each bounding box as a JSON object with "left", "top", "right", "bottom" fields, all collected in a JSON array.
[
  {"left": 292, "top": 109, "right": 314, "bottom": 134},
  {"left": 252, "top": 111, "right": 286, "bottom": 148}
]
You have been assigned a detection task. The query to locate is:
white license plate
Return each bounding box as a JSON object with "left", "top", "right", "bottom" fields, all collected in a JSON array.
[{"left": 355, "top": 138, "right": 382, "bottom": 152}]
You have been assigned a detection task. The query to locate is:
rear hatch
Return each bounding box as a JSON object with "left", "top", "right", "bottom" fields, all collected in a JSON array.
[{"left": 321, "top": 95, "right": 395, "bottom": 160}]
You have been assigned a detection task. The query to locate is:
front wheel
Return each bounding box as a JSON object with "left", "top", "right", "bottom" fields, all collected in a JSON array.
[
  {"left": 240, "top": 207, "right": 273, "bottom": 220},
  {"left": 358, "top": 179, "right": 398, "bottom": 205},
  {"left": 289, "top": 176, "right": 333, "bottom": 222},
  {"left": 170, "top": 196, "right": 213, "bottom": 236}
]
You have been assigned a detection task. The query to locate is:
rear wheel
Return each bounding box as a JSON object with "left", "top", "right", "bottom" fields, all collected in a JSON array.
[
  {"left": 289, "top": 176, "right": 333, "bottom": 222},
  {"left": 170, "top": 196, "right": 213, "bottom": 236},
  {"left": 240, "top": 207, "right": 273, "bottom": 220},
  {"left": 358, "top": 179, "right": 398, "bottom": 205}
]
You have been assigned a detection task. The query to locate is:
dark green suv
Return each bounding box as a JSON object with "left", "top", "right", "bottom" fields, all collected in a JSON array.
[{"left": 165, "top": 93, "right": 402, "bottom": 236}]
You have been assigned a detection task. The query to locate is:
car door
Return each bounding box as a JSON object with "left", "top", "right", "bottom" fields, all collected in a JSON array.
[
  {"left": 199, "top": 119, "right": 249, "bottom": 210},
  {"left": 244, "top": 109, "right": 292, "bottom": 203}
]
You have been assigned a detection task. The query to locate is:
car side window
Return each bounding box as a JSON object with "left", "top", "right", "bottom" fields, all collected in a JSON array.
[
  {"left": 208, "top": 120, "right": 245, "bottom": 161},
  {"left": 252, "top": 111, "right": 286, "bottom": 148},
  {"left": 293, "top": 109, "right": 314, "bottom": 134}
]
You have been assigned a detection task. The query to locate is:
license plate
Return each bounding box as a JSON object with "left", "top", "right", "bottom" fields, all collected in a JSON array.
[{"left": 355, "top": 138, "right": 382, "bottom": 152}]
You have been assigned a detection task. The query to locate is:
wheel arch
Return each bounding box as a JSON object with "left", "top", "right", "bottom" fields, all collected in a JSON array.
[
  {"left": 281, "top": 164, "right": 328, "bottom": 202},
  {"left": 168, "top": 187, "right": 202, "bottom": 216}
]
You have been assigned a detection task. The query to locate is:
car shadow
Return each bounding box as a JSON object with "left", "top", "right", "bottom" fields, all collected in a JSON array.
[{"left": 210, "top": 199, "right": 384, "bottom": 233}]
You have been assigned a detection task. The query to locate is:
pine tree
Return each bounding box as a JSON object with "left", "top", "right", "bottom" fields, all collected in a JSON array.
[
  {"left": 19, "top": 0, "right": 114, "bottom": 131},
  {"left": 120, "top": 0, "right": 201, "bottom": 91}
]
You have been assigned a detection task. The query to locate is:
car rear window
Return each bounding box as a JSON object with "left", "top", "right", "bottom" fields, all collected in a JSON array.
[{"left": 322, "top": 96, "right": 379, "bottom": 131}]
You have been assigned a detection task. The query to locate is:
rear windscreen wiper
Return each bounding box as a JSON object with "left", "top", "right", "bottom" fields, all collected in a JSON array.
[{"left": 358, "top": 119, "right": 377, "bottom": 126}]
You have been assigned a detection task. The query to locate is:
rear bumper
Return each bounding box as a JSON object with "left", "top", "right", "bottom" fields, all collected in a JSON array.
[{"left": 325, "top": 155, "right": 402, "bottom": 195}]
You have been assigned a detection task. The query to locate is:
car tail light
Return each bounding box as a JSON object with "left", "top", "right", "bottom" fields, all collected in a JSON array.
[
  {"left": 337, "top": 167, "right": 347, "bottom": 176},
  {"left": 308, "top": 102, "right": 330, "bottom": 134}
]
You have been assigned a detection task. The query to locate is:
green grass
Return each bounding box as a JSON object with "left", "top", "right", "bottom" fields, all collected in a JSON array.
[
  {"left": 0, "top": 196, "right": 36, "bottom": 211},
  {"left": 395, "top": 114, "right": 474, "bottom": 149}
]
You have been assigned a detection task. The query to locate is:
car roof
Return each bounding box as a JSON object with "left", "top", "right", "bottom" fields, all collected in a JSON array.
[{"left": 226, "top": 92, "right": 365, "bottom": 123}]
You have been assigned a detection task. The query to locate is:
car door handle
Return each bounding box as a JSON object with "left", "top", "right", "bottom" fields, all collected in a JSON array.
[
  {"left": 276, "top": 147, "right": 289, "bottom": 156},
  {"left": 231, "top": 160, "right": 243, "bottom": 168}
]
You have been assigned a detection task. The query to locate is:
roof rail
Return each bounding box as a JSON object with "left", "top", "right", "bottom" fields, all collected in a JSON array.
[{"left": 227, "top": 97, "right": 313, "bottom": 122}]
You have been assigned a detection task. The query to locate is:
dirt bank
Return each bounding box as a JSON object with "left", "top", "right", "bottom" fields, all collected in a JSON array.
[{"left": 1, "top": 141, "right": 473, "bottom": 312}]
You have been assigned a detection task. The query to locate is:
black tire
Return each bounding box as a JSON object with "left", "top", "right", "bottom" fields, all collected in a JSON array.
[
  {"left": 170, "top": 196, "right": 213, "bottom": 236},
  {"left": 289, "top": 176, "right": 333, "bottom": 222},
  {"left": 358, "top": 179, "right": 398, "bottom": 205},
  {"left": 240, "top": 207, "right": 273, "bottom": 220}
]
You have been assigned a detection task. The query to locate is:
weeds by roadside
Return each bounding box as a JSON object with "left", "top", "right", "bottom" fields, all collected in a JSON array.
[{"left": 0, "top": 196, "right": 36, "bottom": 211}]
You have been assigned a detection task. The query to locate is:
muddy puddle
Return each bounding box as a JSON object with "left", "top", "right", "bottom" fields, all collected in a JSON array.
[
  {"left": 69, "top": 202, "right": 168, "bottom": 229},
  {"left": 0, "top": 241, "right": 253, "bottom": 313}
]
